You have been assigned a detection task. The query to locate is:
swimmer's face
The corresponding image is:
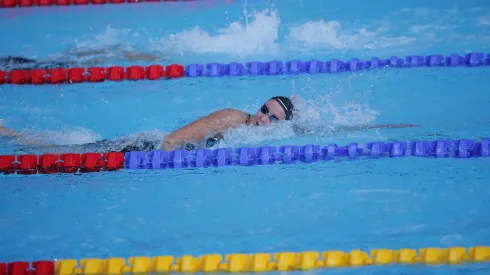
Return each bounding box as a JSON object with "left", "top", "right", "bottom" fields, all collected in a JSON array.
[{"left": 253, "top": 99, "right": 287, "bottom": 126}]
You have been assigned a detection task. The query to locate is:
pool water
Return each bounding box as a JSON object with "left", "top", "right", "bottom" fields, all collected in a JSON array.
[{"left": 1, "top": 0, "right": 490, "bottom": 274}]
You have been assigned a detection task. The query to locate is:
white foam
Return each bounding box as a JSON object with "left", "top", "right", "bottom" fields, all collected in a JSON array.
[
  {"left": 44, "top": 26, "right": 137, "bottom": 63},
  {"left": 146, "top": 7, "right": 414, "bottom": 57},
  {"left": 290, "top": 19, "right": 418, "bottom": 51},
  {"left": 215, "top": 75, "right": 379, "bottom": 148},
  {"left": 64, "top": 3, "right": 490, "bottom": 61},
  {"left": 149, "top": 8, "right": 281, "bottom": 58},
  {"left": 14, "top": 127, "right": 101, "bottom": 146},
  {"left": 72, "top": 26, "right": 134, "bottom": 52},
  {"left": 219, "top": 124, "right": 291, "bottom": 148},
  {"left": 290, "top": 75, "right": 379, "bottom": 127},
  {"left": 288, "top": 20, "right": 370, "bottom": 49}
]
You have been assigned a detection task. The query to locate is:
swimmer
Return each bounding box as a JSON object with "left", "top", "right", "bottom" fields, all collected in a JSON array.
[
  {"left": 1, "top": 96, "right": 417, "bottom": 153},
  {"left": 162, "top": 96, "right": 297, "bottom": 151},
  {"left": 0, "top": 97, "right": 294, "bottom": 153},
  {"left": 0, "top": 44, "right": 166, "bottom": 71},
  {"left": 161, "top": 96, "right": 418, "bottom": 151}
]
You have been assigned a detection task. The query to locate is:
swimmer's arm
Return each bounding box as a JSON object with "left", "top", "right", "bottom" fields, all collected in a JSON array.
[
  {"left": 70, "top": 44, "right": 123, "bottom": 57},
  {"left": 1, "top": 123, "right": 59, "bottom": 147},
  {"left": 162, "top": 109, "right": 247, "bottom": 151},
  {"left": 292, "top": 123, "right": 418, "bottom": 136},
  {"left": 121, "top": 51, "right": 163, "bottom": 62},
  {"left": 74, "top": 51, "right": 161, "bottom": 62},
  {"left": 0, "top": 123, "right": 20, "bottom": 138},
  {"left": 72, "top": 49, "right": 108, "bottom": 58},
  {"left": 69, "top": 44, "right": 165, "bottom": 62},
  {"left": 341, "top": 123, "right": 419, "bottom": 131}
]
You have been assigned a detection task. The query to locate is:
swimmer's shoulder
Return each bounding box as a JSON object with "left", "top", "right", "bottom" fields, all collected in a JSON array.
[
  {"left": 209, "top": 108, "right": 245, "bottom": 116},
  {"left": 206, "top": 108, "right": 250, "bottom": 126}
]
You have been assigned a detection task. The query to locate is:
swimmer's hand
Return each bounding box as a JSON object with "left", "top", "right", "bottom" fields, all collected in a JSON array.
[
  {"left": 0, "top": 120, "right": 19, "bottom": 138},
  {"left": 0, "top": 120, "right": 59, "bottom": 148},
  {"left": 122, "top": 51, "right": 165, "bottom": 62},
  {"left": 381, "top": 123, "right": 419, "bottom": 128},
  {"left": 343, "top": 123, "right": 419, "bottom": 131}
]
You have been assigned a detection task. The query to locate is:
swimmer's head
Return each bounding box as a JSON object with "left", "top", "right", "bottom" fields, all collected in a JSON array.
[{"left": 253, "top": 96, "right": 295, "bottom": 126}]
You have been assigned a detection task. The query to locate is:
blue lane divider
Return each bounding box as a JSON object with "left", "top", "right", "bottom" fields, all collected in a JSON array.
[
  {"left": 124, "top": 138, "right": 490, "bottom": 169},
  {"left": 184, "top": 53, "right": 490, "bottom": 77}
]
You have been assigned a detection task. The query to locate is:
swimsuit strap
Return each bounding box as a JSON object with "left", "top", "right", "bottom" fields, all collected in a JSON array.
[{"left": 245, "top": 114, "right": 251, "bottom": 125}]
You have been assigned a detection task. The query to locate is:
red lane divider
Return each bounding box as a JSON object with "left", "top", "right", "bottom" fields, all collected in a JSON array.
[
  {"left": 0, "top": 64, "right": 184, "bottom": 85},
  {"left": 0, "top": 152, "right": 124, "bottom": 175},
  {"left": 0, "top": 0, "right": 199, "bottom": 8},
  {"left": 0, "top": 261, "right": 54, "bottom": 275}
]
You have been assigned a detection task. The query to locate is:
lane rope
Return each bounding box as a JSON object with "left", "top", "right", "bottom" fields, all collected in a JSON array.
[
  {"left": 0, "top": 52, "right": 488, "bottom": 85},
  {"left": 1, "top": 138, "right": 489, "bottom": 175},
  {"left": 0, "top": 0, "right": 227, "bottom": 8},
  {"left": 124, "top": 138, "right": 490, "bottom": 169},
  {"left": 1, "top": 246, "right": 489, "bottom": 275}
]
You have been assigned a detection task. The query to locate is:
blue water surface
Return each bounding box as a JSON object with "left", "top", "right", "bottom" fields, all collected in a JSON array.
[{"left": 1, "top": 0, "right": 490, "bottom": 274}]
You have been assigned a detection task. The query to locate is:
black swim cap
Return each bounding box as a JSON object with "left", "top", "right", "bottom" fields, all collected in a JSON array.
[{"left": 271, "top": 96, "right": 294, "bottom": 120}]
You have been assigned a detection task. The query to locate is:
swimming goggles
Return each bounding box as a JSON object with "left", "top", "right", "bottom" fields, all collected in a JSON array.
[{"left": 261, "top": 104, "right": 278, "bottom": 122}]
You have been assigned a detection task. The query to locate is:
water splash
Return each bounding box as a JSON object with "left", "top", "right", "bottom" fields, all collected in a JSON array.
[
  {"left": 12, "top": 126, "right": 101, "bottom": 146},
  {"left": 9, "top": 128, "right": 166, "bottom": 155},
  {"left": 149, "top": 8, "right": 281, "bottom": 58},
  {"left": 64, "top": 5, "right": 428, "bottom": 61},
  {"left": 215, "top": 74, "right": 380, "bottom": 148}
]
